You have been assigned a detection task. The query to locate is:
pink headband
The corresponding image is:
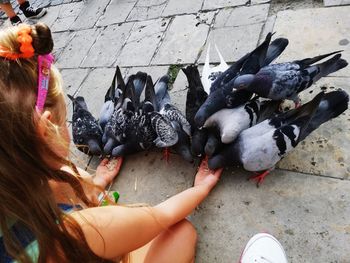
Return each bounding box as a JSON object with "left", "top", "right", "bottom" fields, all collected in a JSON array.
[{"left": 35, "top": 53, "right": 54, "bottom": 113}]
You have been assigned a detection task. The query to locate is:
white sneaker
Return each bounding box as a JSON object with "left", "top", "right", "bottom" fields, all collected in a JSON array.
[{"left": 239, "top": 233, "right": 288, "bottom": 263}]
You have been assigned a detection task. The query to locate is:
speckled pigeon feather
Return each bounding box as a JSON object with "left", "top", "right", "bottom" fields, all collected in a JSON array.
[{"left": 68, "top": 95, "right": 102, "bottom": 156}]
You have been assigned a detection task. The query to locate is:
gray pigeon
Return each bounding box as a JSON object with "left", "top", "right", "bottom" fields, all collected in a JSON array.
[
  {"left": 208, "top": 90, "right": 349, "bottom": 185},
  {"left": 204, "top": 98, "right": 280, "bottom": 144},
  {"left": 233, "top": 51, "right": 348, "bottom": 106},
  {"left": 68, "top": 94, "right": 102, "bottom": 156},
  {"left": 154, "top": 75, "right": 193, "bottom": 162}
]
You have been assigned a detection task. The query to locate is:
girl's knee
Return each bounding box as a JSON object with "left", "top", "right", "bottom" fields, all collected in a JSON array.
[{"left": 172, "top": 219, "right": 198, "bottom": 245}]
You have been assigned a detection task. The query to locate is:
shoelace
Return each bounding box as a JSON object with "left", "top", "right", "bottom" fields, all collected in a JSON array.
[{"left": 25, "top": 6, "right": 36, "bottom": 13}]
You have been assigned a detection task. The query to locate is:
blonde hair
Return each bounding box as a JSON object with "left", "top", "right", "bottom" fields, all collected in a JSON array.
[{"left": 0, "top": 23, "right": 117, "bottom": 262}]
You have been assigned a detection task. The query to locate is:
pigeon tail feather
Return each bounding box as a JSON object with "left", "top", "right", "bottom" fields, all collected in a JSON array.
[
  {"left": 298, "top": 50, "right": 343, "bottom": 68},
  {"left": 263, "top": 37, "right": 289, "bottom": 66}
]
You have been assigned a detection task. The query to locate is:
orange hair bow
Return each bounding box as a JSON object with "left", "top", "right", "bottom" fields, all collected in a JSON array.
[{"left": 0, "top": 25, "right": 35, "bottom": 60}]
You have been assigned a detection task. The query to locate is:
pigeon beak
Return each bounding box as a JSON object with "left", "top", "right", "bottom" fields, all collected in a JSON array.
[{"left": 87, "top": 139, "right": 102, "bottom": 156}]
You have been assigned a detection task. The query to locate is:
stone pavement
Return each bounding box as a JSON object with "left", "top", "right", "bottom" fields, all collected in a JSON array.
[{"left": 1, "top": 0, "right": 350, "bottom": 262}]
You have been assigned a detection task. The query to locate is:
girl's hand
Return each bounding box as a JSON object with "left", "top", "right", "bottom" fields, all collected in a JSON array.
[
  {"left": 194, "top": 156, "right": 223, "bottom": 192},
  {"left": 94, "top": 157, "right": 123, "bottom": 188}
]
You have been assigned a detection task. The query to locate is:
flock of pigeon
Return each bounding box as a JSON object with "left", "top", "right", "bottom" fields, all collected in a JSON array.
[{"left": 69, "top": 32, "right": 349, "bottom": 185}]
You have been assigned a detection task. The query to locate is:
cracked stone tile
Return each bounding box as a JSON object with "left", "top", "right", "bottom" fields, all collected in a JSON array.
[
  {"left": 82, "top": 23, "right": 134, "bottom": 68},
  {"left": 170, "top": 68, "right": 188, "bottom": 114},
  {"left": 51, "top": 2, "right": 84, "bottom": 32},
  {"left": 198, "top": 23, "right": 264, "bottom": 64},
  {"left": 162, "top": 0, "right": 203, "bottom": 16},
  {"left": 273, "top": 7, "right": 350, "bottom": 77},
  {"left": 202, "top": 0, "right": 247, "bottom": 10},
  {"left": 70, "top": 0, "right": 110, "bottom": 30},
  {"left": 127, "top": 0, "right": 168, "bottom": 21},
  {"left": 61, "top": 68, "right": 90, "bottom": 119},
  {"left": 52, "top": 31, "right": 74, "bottom": 60},
  {"left": 75, "top": 67, "right": 129, "bottom": 117},
  {"left": 214, "top": 4, "right": 269, "bottom": 28},
  {"left": 152, "top": 13, "right": 215, "bottom": 65},
  {"left": 258, "top": 15, "right": 276, "bottom": 44},
  {"left": 277, "top": 77, "right": 350, "bottom": 180},
  {"left": 116, "top": 18, "right": 170, "bottom": 67},
  {"left": 57, "top": 28, "right": 102, "bottom": 68},
  {"left": 38, "top": 5, "right": 61, "bottom": 27},
  {"left": 97, "top": 0, "right": 137, "bottom": 26},
  {"left": 192, "top": 168, "right": 350, "bottom": 263},
  {"left": 324, "top": 0, "right": 350, "bottom": 6}
]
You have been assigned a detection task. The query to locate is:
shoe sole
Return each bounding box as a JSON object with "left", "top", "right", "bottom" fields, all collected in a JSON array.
[{"left": 26, "top": 9, "right": 47, "bottom": 19}]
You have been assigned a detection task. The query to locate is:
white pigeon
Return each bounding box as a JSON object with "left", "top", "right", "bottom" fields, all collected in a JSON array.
[{"left": 201, "top": 43, "right": 229, "bottom": 94}]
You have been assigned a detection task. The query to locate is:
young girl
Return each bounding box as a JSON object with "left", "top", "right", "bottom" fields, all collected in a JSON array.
[{"left": 0, "top": 23, "right": 223, "bottom": 262}]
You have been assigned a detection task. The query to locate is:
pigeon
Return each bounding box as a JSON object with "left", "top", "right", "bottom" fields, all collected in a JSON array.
[
  {"left": 204, "top": 130, "right": 222, "bottom": 157},
  {"left": 208, "top": 90, "right": 349, "bottom": 185},
  {"left": 203, "top": 98, "right": 280, "bottom": 144},
  {"left": 154, "top": 75, "right": 192, "bottom": 162},
  {"left": 99, "top": 66, "right": 123, "bottom": 131},
  {"left": 195, "top": 33, "right": 289, "bottom": 127},
  {"left": 183, "top": 65, "right": 208, "bottom": 157},
  {"left": 201, "top": 43, "right": 229, "bottom": 94},
  {"left": 68, "top": 94, "right": 102, "bottom": 156},
  {"left": 233, "top": 51, "right": 348, "bottom": 107}
]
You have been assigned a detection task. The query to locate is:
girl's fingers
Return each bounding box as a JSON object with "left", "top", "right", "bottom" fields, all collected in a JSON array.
[
  {"left": 213, "top": 168, "right": 224, "bottom": 178},
  {"left": 113, "top": 157, "right": 123, "bottom": 172},
  {"left": 99, "top": 158, "right": 109, "bottom": 166}
]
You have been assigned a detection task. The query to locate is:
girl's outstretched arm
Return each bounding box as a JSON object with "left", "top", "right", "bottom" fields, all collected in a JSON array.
[{"left": 70, "top": 159, "right": 223, "bottom": 260}]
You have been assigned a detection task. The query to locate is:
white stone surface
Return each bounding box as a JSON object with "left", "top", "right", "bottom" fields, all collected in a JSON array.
[
  {"left": 258, "top": 15, "right": 276, "bottom": 44},
  {"left": 273, "top": 7, "right": 350, "bottom": 77},
  {"left": 70, "top": 0, "right": 110, "bottom": 30},
  {"left": 52, "top": 31, "right": 74, "bottom": 59},
  {"left": 215, "top": 4, "right": 269, "bottom": 28},
  {"left": 324, "top": 0, "right": 350, "bottom": 6},
  {"left": 277, "top": 77, "right": 350, "bottom": 179},
  {"left": 202, "top": 0, "right": 247, "bottom": 10},
  {"left": 51, "top": 2, "right": 84, "bottom": 32},
  {"left": 116, "top": 18, "right": 170, "bottom": 67},
  {"left": 82, "top": 23, "right": 134, "bottom": 67},
  {"left": 152, "top": 13, "right": 215, "bottom": 65},
  {"left": 75, "top": 67, "right": 128, "bottom": 117},
  {"left": 57, "top": 28, "right": 102, "bottom": 68},
  {"left": 127, "top": 0, "right": 168, "bottom": 21},
  {"left": 251, "top": 0, "right": 270, "bottom": 4},
  {"left": 191, "top": 169, "right": 350, "bottom": 263},
  {"left": 162, "top": 0, "right": 203, "bottom": 16},
  {"left": 198, "top": 23, "right": 263, "bottom": 64},
  {"left": 97, "top": 0, "right": 137, "bottom": 26}
]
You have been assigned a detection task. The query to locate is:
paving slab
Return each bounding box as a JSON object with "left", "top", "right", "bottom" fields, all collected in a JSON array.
[
  {"left": 127, "top": 0, "right": 168, "bottom": 22},
  {"left": 70, "top": 0, "right": 110, "bottom": 30},
  {"left": 277, "top": 77, "right": 350, "bottom": 179},
  {"left": 214, "top": 4, "right": 269, "bottom": 28},
  {"left": 152, "top": 13, "right": 215, "bottom": 65},
  {"left": 57, "top": 27, "right": 102, "bottom": 68},
  {"left": 61, "top": 68, "right": 90, "bottom": 121},
  {"left": 116, "top": 18, "right": 170, "bottom": 67},
  {"left": 109, "top": 151, "right": 197, "bottom": 205},
  {"left": 38, "top": 5, "right": 61, "bottom": 28},
  {"left": 191, "top": 169, "right": 350, "bottom": 263},
  {"left": 324, "top": 0, "right": 350, "bottom": 6},
  {"left": 75, "top": 67, "right": 129, "bottom": 117},
  {"left": 162, "top": 0, "right": 203, "bottom": 16},
  {"left": 273, "top": 6, "right": 350, "bottom": 77},
  {"left": 82, "top": 23, "right": 134, "bottom": 68},
  {"left": 50, "top": 2, "right": 84, "bottom": 32},
  {"left": 258, "top": 15, "right": 276, "bottom": 44},
  {"left": 52, "top": 31, "right": 74, "bottom": 59},
  {"left": 198, "top": 23, "right": 263, "bottom": 64},
  {"left": 97, "top": 0, "right": 137, "bottom": 27},
  {"left": 202, "top": 0, "right": 247, "bottom": 10},
  {"left": 170, "top": 68, "right": 188, "bottom": 113}
]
